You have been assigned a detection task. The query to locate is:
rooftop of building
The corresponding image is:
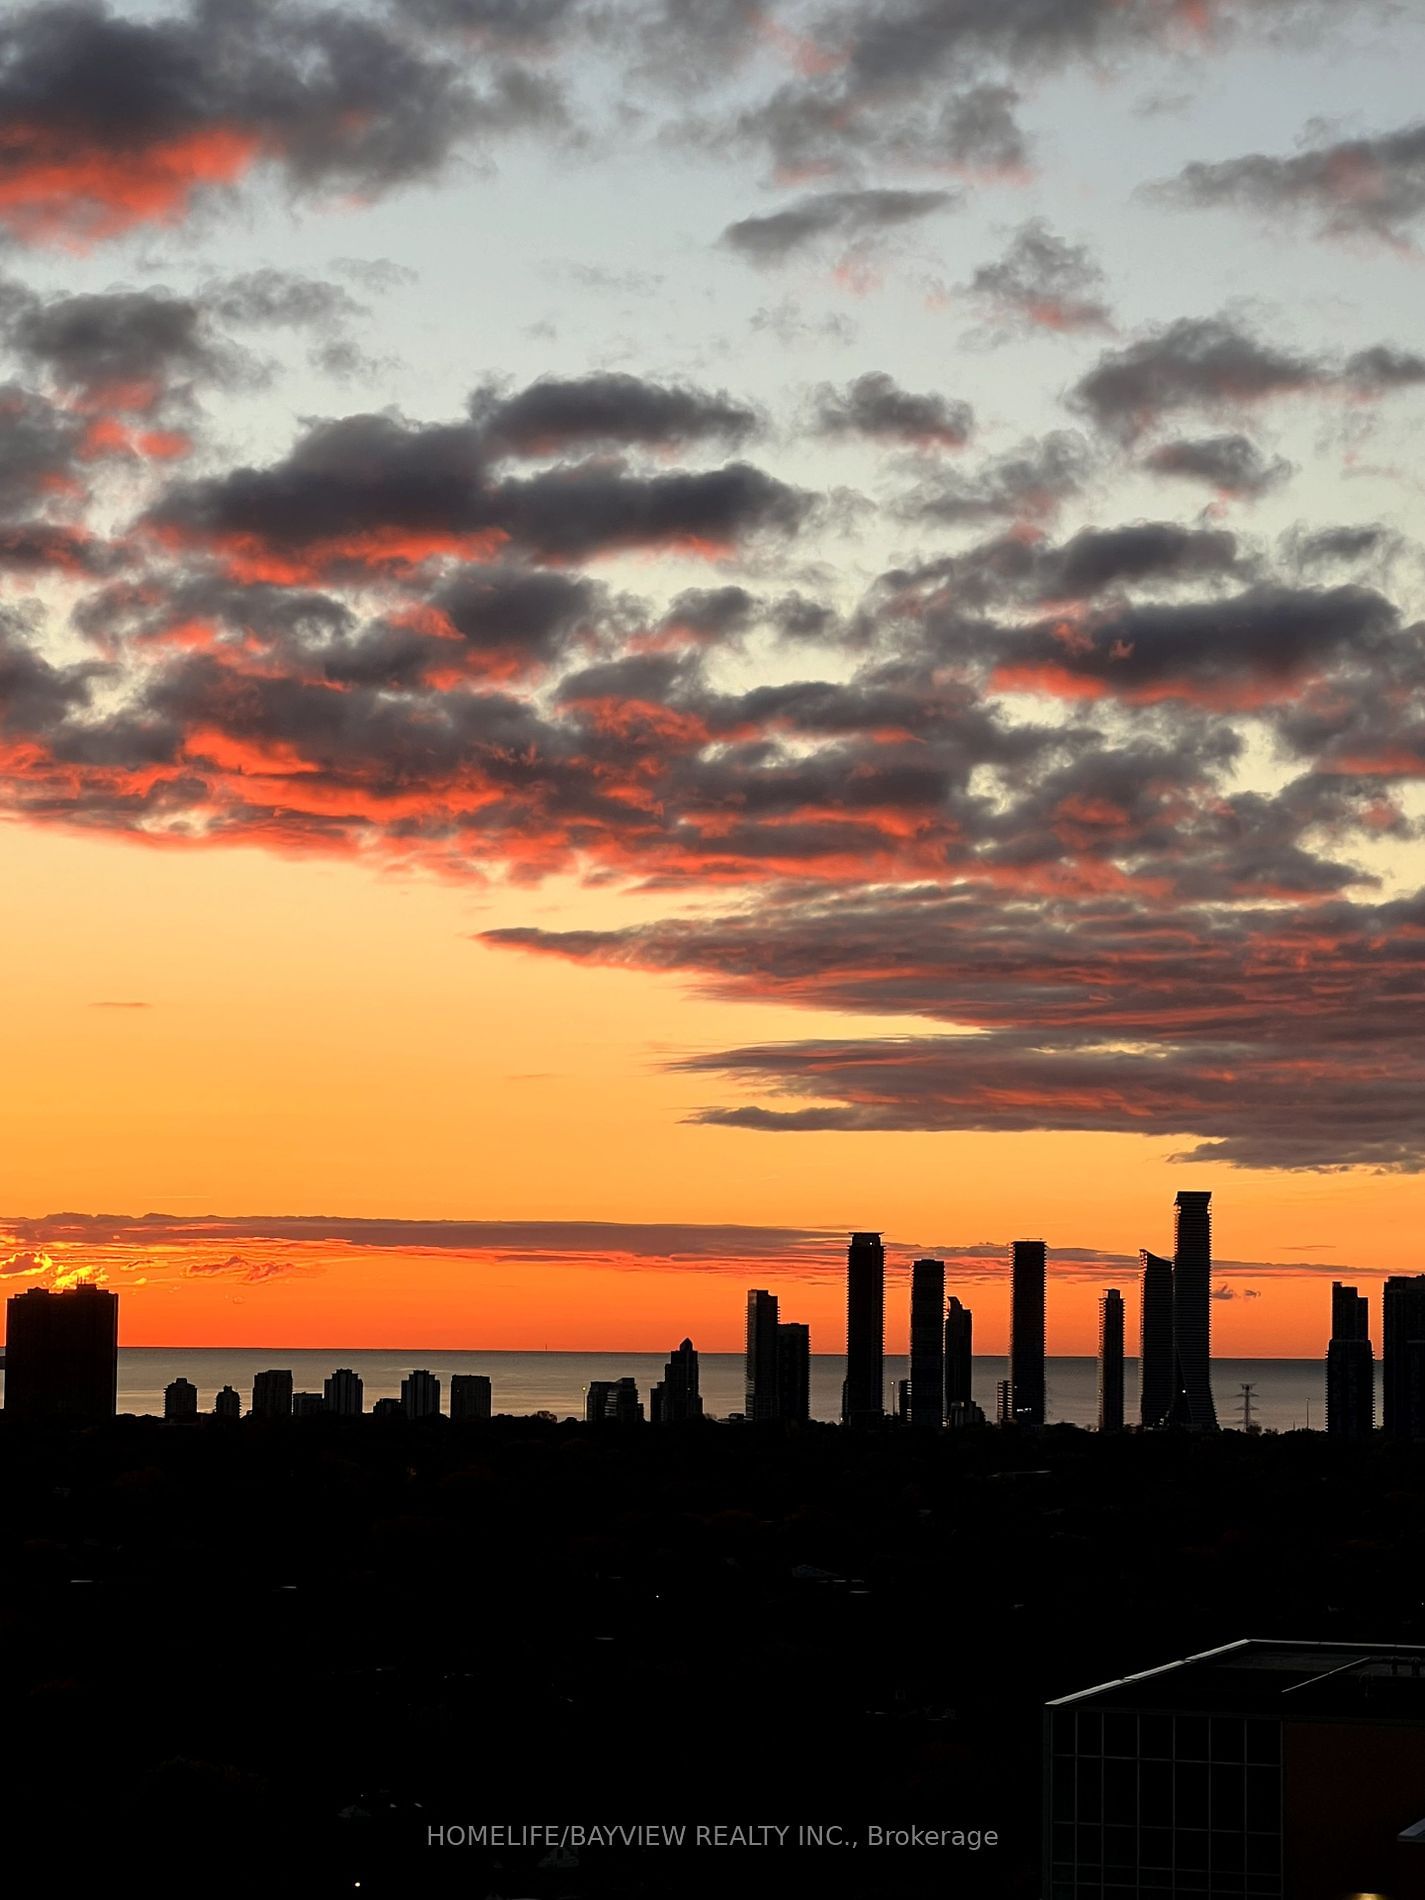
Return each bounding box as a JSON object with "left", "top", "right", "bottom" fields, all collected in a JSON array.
[{"left": 1049, "top": 1639, "right": 1425, "bottom": 1722}]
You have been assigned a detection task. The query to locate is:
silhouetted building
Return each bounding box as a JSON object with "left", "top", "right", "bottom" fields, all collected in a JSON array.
[
  {"left": 372, "top": 1396, "right": 403, "bottom": 1419},
  {"left": 3, "top": 1282, "right": 118, "bottom": 1424},
  {"left": 324, "top": 1367, "right": 364, "bottom": 1416},
  {"left": 449, "top": 1372, "right": 492, "bottom": 1421},
  {"left": 400, "top": 1368, "right": 440, "bottom": 1418},
  {"left": 842, "top": 1232, "right": 885, "bottom": 1426},
  {"left": 292, "top": 1391, "right": 325, "bottom": 1417},
  {"left": 1139, "top": 1249, "right": 1175, "bottom": 1429},
  {"left": 651, "top": 1338, "right": 703, "bottom": 1423},
  {"left": 1098, "top": 1290, "right": 1124, "bottom": 1434},
  {"left": 995, "top": 1378, "right": 1012, "bottom": 1426},
  {"left": 909, "top": 1257, "right": 945, "bottom": 1428},
  {"left": 213, "top": 1384, "right": 241, "bottom": 1421},
  {"left": 944, "top": 1295, "right": 973, "bottom": 1422},
  {"left": 745, "top": 1289, "right": 780, "bottom": 1422},
  {"left": 777, "top": 1321, "right": 810, "bottom": 1424},
  {"left": 1046, "top": 1638, "right": 1425, "bottom": 1900},
  {"left": 587, "top": 1377, "right": 643, "bottom": 1424},
  {"left": 251, "top": 1368, "right": 293, "bottom": 1419},
  {"left": 164, "top": 1376, "right": 198, "bottom": 1421},
  {"left": 1383, "top": 1273, "right": 1425, "bottom": 1439},
  {"left": 1326, "top": 1282, "right": 1374, "bottom": 1438},
  {"left": 892, "top": 1377, "right": 910, "bottom": 1420},
  {"left": 1009, "top": 1239, "right": 1046, "bottom": 1426},
  {"left": 1169, "top": 1190, "right": 1217, "bottom": 1430}
]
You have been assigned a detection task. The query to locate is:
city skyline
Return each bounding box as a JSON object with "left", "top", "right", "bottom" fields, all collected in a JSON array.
[
  {"left": 10, "top": 1207, "right": 1420, "bottom": 1432},
  {"left": 0, "top": 0, "right": 1422, "bottom": 1370}
]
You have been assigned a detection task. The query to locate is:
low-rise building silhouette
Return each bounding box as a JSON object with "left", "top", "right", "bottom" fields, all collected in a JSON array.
[
  {"left": 372, "top": 1396, "right": 404, "bottom": 1419},
  {"left": 401, "top": 1368, "right": 440, "bottom": 1418},
  {"left": 323, "top": 1367, "right": 364, "bottom": 1416},
  {"left": 449, "top": 1373, "right": 492, "bottom": 1421},
  {"left": 3, "top": 1282, "right": 118, "bottom": 1424},
  {"left": 164, "top": 1376, "right": 198, "bottom": 1421},
  {"left": 586, "top": 1377, "right": 643, "bottom": 1424},
  {"left": 251, "top": 1368, "right": 293, "bottom": 1419},
  {"left": 292, "top": 1391, "right": 326, "bottom": 1418}
]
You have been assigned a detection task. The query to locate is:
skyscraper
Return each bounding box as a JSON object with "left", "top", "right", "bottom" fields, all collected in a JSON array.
[
  {"left": 651, "top": 1338, "right": 703, "bottom": 1423},
  {"left": 1169, "top": 1191, "right": 1217, "bottom": 1430},
  {"left": 3, "top": 1283, "right": 118, "bottom": 1424},
  {"left": 1098, "top": 1290, "right": 1124, "bottom": 1433},
  {"left": 213, "top": 1384, "right": 241, "bottom": 1421},
  {"left": 1139, "top": 1250, "right": 1175, "bottom": 1429},
  {"left": 449, "top": 1373, "right": 492, "bottom": 1421},
  {"left": 401, "top": 1368, "right": 441, "bottom": 1418},
  {"left": 1009, "top": 1240, "right": 1046, "bottom": 1426},
  {"left": 944, "top": 1296, "right": 974, "bottom": 1425},
  {"left": 324, "top": 1367, "right": 364, "bottom": 1416},
  {"left": 1326, "top": 1283, "right": 1374, "bottom": 1438},
  {"left": 776, "top": 1322, "right": 810, "bottom": 1423},
  {"left": 745, "top": 1289, "right": 780, "bottom": 1422},
  {"left": 909, "top": 1257, "right": 945, "bottom": 1428},
  {"left": 842, "top": 1233, "right": 885, "bottom": 1426},
  {"left": 251, "top": 1368, "right": 293, "bottom": 1419},
  {"left": 164, "top": 1376, "right": 198, "bottom": 1421},
  {"left": 1382, "top": 1274, "right": 1425, "bottom": 1439}
]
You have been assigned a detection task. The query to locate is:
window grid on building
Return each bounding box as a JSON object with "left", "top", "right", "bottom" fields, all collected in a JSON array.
[{"left": 1048, "top": 1708, "right": 1283, "bottom": 1899}]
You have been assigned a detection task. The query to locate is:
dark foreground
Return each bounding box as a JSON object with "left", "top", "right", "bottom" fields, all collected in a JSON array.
[{"left": 2, "top": 1416, "right": 1421, "bottom": 1897}]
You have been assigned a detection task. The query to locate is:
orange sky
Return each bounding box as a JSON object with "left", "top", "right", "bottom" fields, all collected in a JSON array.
[{"left": 4, "top": 819, "right": 1418, "bottom": 1356}]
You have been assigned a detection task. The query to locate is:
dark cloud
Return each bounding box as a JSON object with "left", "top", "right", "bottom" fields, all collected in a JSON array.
[
  {"left": 812, "top": 372, "right": 973, "bottom": 449},
  {"left": 1070, "top": 315, "right": 1424, "bottom": 439},
  {"left": 469, "top": 372, "right": 760, "bottom": 457},
  {"left": 1070, "top": 317, "right": 1322, "bottom": 439},
  {"left": 1287, "top": 523, "right": 1402, "bottom": 572},
  {"left": 1342, "top": 345, "right": 1425, "bottom": 394},
  {"left": 966, "top": 219, "right": 1112, "bottom": 335},
  {"left": 719, "top": 77, "right": 1029, "bottom": 183},
  {"left": 485, "top": 880, "right": 1425, "bottom": 1171},
  {"left": 396, "top": 0, "right": 583, "bottom": 47},
  {"left": 1143, "top": 433, "right": 1293, "bottom": 498},
  {"left": 0, "top": 282, "right": 249, "bottom": 408},
  {"left": 985, "top": 584, "right": 1399, "bottom": 707},
  {"left": 901, "top": 430, "right": 1094, "bottom": 526},
  {"left": 721, "top": 188, "right": 955, "bottom": 263},
  {"left": 0, "top": 0, "right": 561, "bottom": 247},
  {"left": 145, "top": 400, "right": 807, "bottom": 578},
  {"left": 202, "top": 266, "right": 365, "bottom": 331},
  {"left": 1158, "top": 121, "right": 1425, "bottom": 247},
  {"left": 915, "top": 521, "right": 1246, "bottom": 611}
]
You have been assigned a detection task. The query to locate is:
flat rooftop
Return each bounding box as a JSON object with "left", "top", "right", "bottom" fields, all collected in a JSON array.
[{"left": 1050, "top": 1639, "right": 1425, "bottom": 1722}]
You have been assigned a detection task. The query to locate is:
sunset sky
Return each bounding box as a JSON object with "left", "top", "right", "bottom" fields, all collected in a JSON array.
[{"left": 2, "top": 0, "right": 1423, "bottom": 1356}]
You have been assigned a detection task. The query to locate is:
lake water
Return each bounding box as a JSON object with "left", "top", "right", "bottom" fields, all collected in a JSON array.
[{"left": 2, "top": 1349, "right": 1348, "bottom": 1430}]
